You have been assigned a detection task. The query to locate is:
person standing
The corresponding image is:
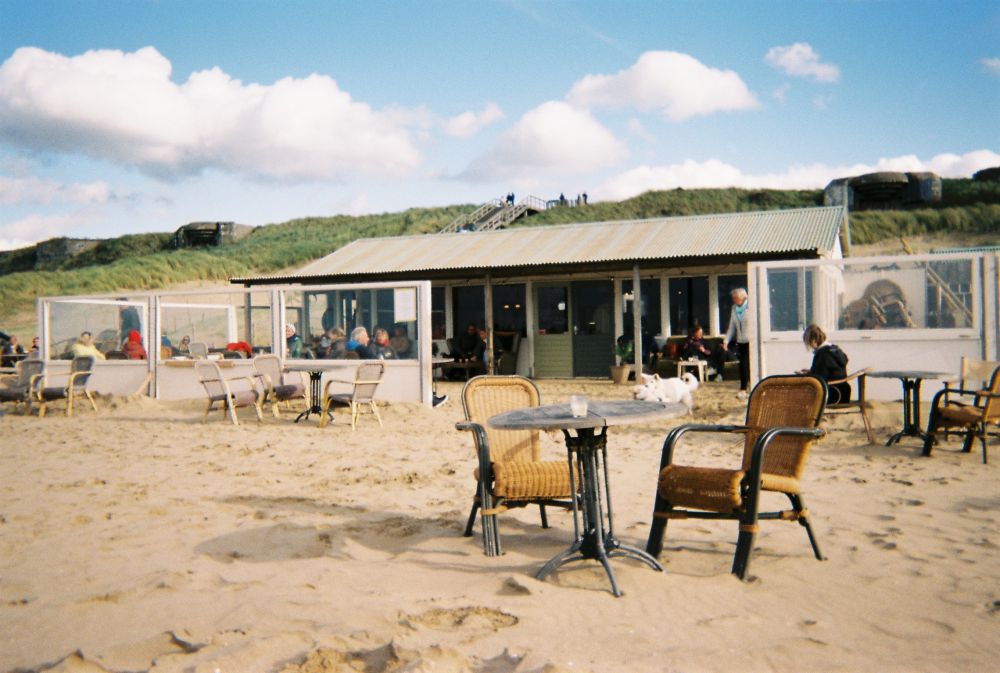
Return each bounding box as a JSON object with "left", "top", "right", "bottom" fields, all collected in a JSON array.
[
  {"left": 722, "top": 287, "right": 753, "bottom": 399},
  {"left": 285, "top": 324, "right": 303, "bottom": 358}
]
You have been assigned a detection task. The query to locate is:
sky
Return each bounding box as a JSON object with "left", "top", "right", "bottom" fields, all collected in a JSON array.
[{"left": 0, "top": 0, "right": 998, "bottom": 251}]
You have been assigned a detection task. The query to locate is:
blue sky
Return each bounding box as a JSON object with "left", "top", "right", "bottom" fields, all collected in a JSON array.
[{"left": 0, "top": 0, "right": 998, "bottom": 250}]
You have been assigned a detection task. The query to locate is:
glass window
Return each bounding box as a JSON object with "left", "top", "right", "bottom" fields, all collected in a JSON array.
[
  {"left": 161, "top": 290, "right": 270, "bottom": 356},
  {"left": 48, "top": 298, "right": 147, "bottom": 359},
  {"left": 766, "top": 269, "right": 814, "bottom": 332},
  {"left": 838, "top": 258, "right": 974, "bottom": 330},
  {"left": 453, "top": 286, "right": 485, "bottom": 334},
  {"left": 622, "top": 279, "right": 662, "bottom": 338},
  {"left": 669, "top": 277, "right": 709, "bottom": 334},
  {"left": 492, "top": 284, "right": 526, "bottom": 335},
  {"left": 431, "top": 286, "right": 446, "bottom": 339},
  {"left": 537, "top": 286, "right": 568, "bottom": 334}
]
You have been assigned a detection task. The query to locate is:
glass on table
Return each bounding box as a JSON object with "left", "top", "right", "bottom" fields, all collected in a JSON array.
[{"left": 569, "top": 394, "right": 588, "bottom": 418}]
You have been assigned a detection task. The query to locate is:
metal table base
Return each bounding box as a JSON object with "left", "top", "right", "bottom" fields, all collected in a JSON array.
[{"left": 295, "top": 370, "right": 335, "bottom": 423}]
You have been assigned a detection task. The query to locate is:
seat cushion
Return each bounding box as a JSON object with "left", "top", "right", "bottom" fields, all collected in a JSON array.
[
  {"left": 273, "top": 383, "right": 305, "bottom": 399},
  {"left": 938, "top": 404, "right": 984, "bottom": 426},
  {"left": 0, "top": 388, "right": 29, "bottom": 402},
  {"left": 39, "top": 387, "right": 69, "bottom": 401},
  {"left": 492, "top": 460, "right": 575, "bottom": 500},
  {"left": 658, "top": 465, "right": 802, "bottom": 513}
]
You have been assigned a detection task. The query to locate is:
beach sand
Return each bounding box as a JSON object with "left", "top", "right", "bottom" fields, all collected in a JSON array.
[{"left": 1, "top": 378, "right": 997, "bottom": 673}]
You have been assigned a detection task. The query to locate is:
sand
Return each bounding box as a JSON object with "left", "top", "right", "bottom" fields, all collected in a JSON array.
[{"left": 1, "top": 378, "right": 998, "bottom": 673}]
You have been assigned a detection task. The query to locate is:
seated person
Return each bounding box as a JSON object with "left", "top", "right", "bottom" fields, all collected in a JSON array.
[
  {"left": 69, "top": 331, "right": 106, "bottom": 360},
  {"left": 680, "top": 326, "right": 728, "bottom": 380},
  {"left": 122, "top": 330, "right": 147, "bottom": 360},
  {"left": 1, "top": 334, "right": 25, "bottom": 367},
  {"left": 388, "top": 325, "right": 412, "bottom": 357},
  {"left": 799, "top": 324, "right": 851, "bottom": 403},
  {"left": 285, "top": 324, "right": 303, "bottom": 358},
  {"left": 450, "top": 323, "right": 482, "bottom": 361},
  {"left": 319, "top": 327, "right": 347, "bottom": 358},
  {"left": 346, "top": 326, "right": 377, "bottom": 359},
  {"left": 28, "top": 336, "right": 40, "bottom": 358},
  {"left": 372, "top": 327, "right": 397, "bottom": 359},
  {"left": 177, "top": 335, "right": 191, "bottom": 355}
]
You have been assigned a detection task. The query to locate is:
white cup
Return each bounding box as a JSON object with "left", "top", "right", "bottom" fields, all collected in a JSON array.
[{"left": 569, "top": 394, "right": 588, "bottom": 418}]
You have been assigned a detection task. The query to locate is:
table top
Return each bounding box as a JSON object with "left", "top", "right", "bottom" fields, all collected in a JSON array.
[
  {"left": 869, "top": 370, "right": 951, "bottom": 380},
  {"left": 283, "top": 361, "right": 357, "bottom": 373},
  {"left": 163, "top": 359, "right": 235, "bottom": 368},
  {"left": 489, "top": 399, "right": 687, "bottom": 432}
]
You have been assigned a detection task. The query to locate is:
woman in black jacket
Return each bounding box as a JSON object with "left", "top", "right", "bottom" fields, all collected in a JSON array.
[{"left": 800, "top": 324, "right": 851, "bottom": 403}]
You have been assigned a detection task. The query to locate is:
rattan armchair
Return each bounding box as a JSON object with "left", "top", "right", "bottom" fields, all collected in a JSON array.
[
  {"left": 922, "top": 362, "right": 1000, "bottom": 463},
  {"left": 646, "top": 374, "right": 827, "bottom": 579},
  {"left": 319, "top": 361, "right": 385, "bottom": 429},
  {"left": 38, "top": 356, "right": 99, "bottom": 417},
  {"left": 195, "top": 360, "right": 262, "bottom": 425},
  {"left": 252, "top": 354, "right": 306, "bottom": 418},
  {"left": 0, "top": 358, "right": 44, "bottom": 414},
  {"left": 824, "top": 368, "right": 876, "bottom": 443},
  {"left": 456, "top": 375, "right": 577, "bottom": 556}
]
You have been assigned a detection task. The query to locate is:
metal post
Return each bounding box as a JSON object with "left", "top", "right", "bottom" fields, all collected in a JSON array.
[
  {"left": 632, "top": 265, "right": 643, "bottom": 378},
  {"left": 485, "top": 273, "right": 495, "bottom": 373}
]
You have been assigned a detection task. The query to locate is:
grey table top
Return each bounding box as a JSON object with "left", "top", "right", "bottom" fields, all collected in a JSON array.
[
  {"left": 869, "top": 370, "right": 951, "bottom": 380},
  {"left": 488, "top": 399, "right": 687, "bottom": 432},
  {"left": 283, "top": 361, "right": 358, "bottom": 373}
]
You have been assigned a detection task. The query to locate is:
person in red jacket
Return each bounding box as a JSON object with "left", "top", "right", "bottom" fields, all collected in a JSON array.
[{"left": 122, "top": 330, "right": 147, "bottom": 360}]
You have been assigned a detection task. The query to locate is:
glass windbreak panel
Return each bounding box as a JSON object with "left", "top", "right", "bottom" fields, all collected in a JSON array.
[
  {"left": 161, "top": 290, "right": 269, "bottom": 357},
  {"left": 537, "top": 286, "right": 568, "bottom": 334},
  {"left": 290, "top": 287, "right": 419, "bottom": 359},
  {"left": 838, "top": 258, "right": 974, "bottom": 330},
  {"left": 453, "top": 286, "right": 485, "bottom": 334},
  {"left": 767, "top": 269, "right": 814, "bottom": 332},
  {"left": 622, "top": 279, "right": 662, "bottom": 337},
  {"left": 717, "top": 274, "right": 748, "bottom": 333},
  {"left": 668, "top": 277, "right": 709, "bottom": 334},
  {"left": 492, "top": 284, "right": 526, "bottom": 335},
  {"left": 48, "top": 299, "right": 147, "bottom": 359}
]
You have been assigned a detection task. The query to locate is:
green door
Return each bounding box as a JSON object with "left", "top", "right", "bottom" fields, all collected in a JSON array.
[
  {"left": 571, "top": 280, "right": 614, "bottom": 377},
  {"left": 533, "top": 283, "right": 573, "bottom": 377}
]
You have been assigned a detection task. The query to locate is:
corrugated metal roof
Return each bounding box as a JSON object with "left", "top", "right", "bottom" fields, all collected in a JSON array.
[{"left": 236, "top": 206, "right": 842, "bottom": 283}]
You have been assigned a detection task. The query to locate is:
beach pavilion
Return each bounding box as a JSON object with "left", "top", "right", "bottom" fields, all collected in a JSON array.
[{"left": 232, "top": 206, "right": 849, "bottom": 380}]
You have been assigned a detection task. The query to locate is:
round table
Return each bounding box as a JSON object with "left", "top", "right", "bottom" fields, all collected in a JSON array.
[
  {"left": 283, "top": 361, "right": 358, "bottom": 423},
  {"left": 489, "top": 399, "right": 687, "bottom": 597},
  {"left": 870, "top": 370, "right": 951, "bottom": 445}
]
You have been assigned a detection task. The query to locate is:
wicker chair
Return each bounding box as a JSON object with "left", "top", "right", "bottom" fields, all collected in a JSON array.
[
  {"left": 38, "top": 356, "right": 99, "bottom": 417},
  {"left": 252, "top": 354, "right": 306, "bottom": 418},
  {"left": 195, "top": 360, "right": 262, "bottom": 426},
  {"left": 0, "top": 358, "right": 44, "bottom": 413},
  {"left": 646, "top": 374, "right": 827, "bottom": 579},
  {"left": 823, "top": 368, "right": 876, "bottom": 443},
  {"left": 456, "top": 375, "right": 577, "bottom": 556},
  {"left": 319, "top": 361, "right": 385, "bottom": 429},
  {"left": 922, "top": 362, "right": 1000, "bottom": 463}
]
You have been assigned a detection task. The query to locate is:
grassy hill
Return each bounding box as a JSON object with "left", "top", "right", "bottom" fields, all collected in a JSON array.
[{"left": 2, "top": 180, "right": 999, "bottom": 329}]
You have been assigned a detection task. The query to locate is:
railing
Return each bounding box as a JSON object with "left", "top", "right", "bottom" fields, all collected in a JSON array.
[{"left": 440, "top": 195, "right": 549, "bottom": 234}]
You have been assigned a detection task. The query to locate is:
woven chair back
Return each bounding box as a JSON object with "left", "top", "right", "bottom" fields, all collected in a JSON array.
[
  {"left": 13, "top": 358, "right": 44, "bottom": 387},
  {"left": 740, "top": 375, "right": 826, "bottom": 479},
  {"left": 979, "top": 365, "right": 1000, "bottom": 425},
  {"left": 70, "top": 356, "right": 95, "bottom": 388},
  {"left": 189, "top": 342, "right": 209, "bottom": 359},
  {"left": 353, "top": 362, "right": 385, "bottom": 402},
  {"left": 960, "top": 357, "right": 1000, "bottom": 392},
  {"left": 462, "top": 375, "right": 541, "bottom": 463}
]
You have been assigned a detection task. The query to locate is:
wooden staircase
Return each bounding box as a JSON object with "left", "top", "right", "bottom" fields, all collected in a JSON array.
[{"left": 440, "top": 195, "right": 547, "bottom": 233}]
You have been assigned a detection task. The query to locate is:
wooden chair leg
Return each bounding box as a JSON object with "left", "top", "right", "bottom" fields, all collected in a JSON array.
[
  {"left": 66, "top": 391, "right": 75, "bottom": 417},
  {"left": 226, "top": 398, "right": 239, "bottom": 426},
  {"left": 202, "top": 400, "right": 213, "bottom": 423},
  {"left": 370, "top": 401, "right": 383, "bottom": 427},
  {"left": 860, "top": 407, "right": 875, "bottom": 444},
  {"left": 85, "top": 391, "right": 98, "bottom": 413}
]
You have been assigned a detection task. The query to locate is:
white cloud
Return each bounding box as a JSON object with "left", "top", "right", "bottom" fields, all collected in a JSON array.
[
  {"left": 0, "top": 213, "right": 80, "bottom": 251},
  {"left": 567, "top": 51, "right": 759, "bottom": 122},
  {"left": 772, "top": 83, "right": 791, "bottom": 103},
  {"left": 462, "top": 101, "right": 627, "bottom": 180},
  {"left": 0, "top": 46, "right": 422, "bottom": 181},
  {"left": 444, "top": 103, "right": 504, "bottom": 138},
  {"left": 981, "top": 57, "right": 1000, "bottom": 77},
  {"left": 765, "top": 43, "right": 840, "bottom": 83},
  {"left": 598, "top": 150, "right": 1000, "bottom": 201},
  {"left": 0, "top": 175, "right": 111, "bottom": 205}
]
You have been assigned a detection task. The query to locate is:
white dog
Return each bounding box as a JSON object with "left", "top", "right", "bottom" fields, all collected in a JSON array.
[{"left": 633, "top": 372, "right": 699, "bottom": 412}]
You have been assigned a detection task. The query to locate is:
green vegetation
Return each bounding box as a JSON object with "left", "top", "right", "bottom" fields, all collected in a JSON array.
[{"left": 1, "top": 180, "right": 998, "bottom": 323}]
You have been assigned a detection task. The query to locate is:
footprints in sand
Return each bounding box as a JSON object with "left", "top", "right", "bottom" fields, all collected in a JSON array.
[{"left": 400, "top": 605, "right": 519, "bottom": 632}]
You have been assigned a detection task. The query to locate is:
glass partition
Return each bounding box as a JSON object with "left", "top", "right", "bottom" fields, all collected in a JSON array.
[
  {"left": 46, "top": 297, "right": 148, "bottom": 359},
  {"left": 761, "top": 255, "right": 977, "bottom": 335},
  {"left": 158, "top": 289, "right": 273, "bottom": 357},
  {"left": 285, "top": 285, "right": 421, "bottom": 359}
]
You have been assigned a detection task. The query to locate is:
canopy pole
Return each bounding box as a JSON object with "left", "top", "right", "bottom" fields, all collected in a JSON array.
[
  {"left": 485, "top": 273, "right": 495, "bottom": 374},
  {"left": 632, "top": 264, "right": 643, "bottom": 380}
]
